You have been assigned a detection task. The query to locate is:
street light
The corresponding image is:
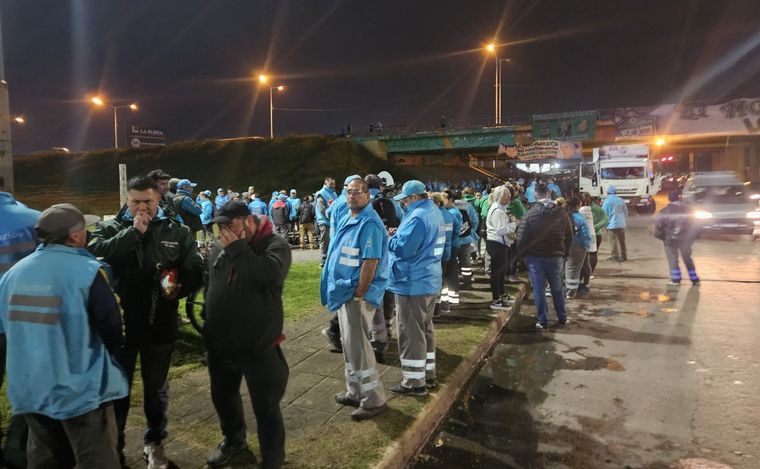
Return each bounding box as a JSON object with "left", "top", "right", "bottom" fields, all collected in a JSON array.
[
  {"left": 89, "top": 95, "right": 138, "bottom": 148},
  {"left": 13, "top": 116, "right": 24, "bottom": 124},
  {"left": 485, "top": 42, "right": 510, "bottom": 125},
  {"left": 655, "top": 137, "right": 666, "bottom": 147}
]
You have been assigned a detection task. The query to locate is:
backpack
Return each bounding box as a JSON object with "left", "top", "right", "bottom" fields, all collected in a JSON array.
[
  {"left": 372, "top": 196, "right": 400, "bottom": 228},
  {"left": 299, "top": 202, "right": 315, "bottom": 224},
  {"left": 459, "top": 208, "right": 472, "bottom": 238}
]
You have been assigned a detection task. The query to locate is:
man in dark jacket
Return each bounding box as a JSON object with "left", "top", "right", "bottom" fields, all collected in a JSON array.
[
  {"left": 516, "top": 183, "right": 573, "bottom": 329},
  {"left": 270, "top": 194, "right": 290, "bottom": 239},
  {"left": 88, "top": 176, "right": 203, "bottom": 468},
  {"left": 655, "top": 190, "right": 700, "bottom": 287},
  {"left": 203, "top": 202, "right": 292, "bottom": 469}
]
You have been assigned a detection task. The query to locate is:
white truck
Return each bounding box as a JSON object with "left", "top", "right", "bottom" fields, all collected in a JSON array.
[{"left": 578, "top": 143, "right": 663, "bottom": 214}]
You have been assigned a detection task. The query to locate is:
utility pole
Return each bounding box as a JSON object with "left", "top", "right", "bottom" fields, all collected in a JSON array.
[{"left": 0, "top": 6, "right": 14, "bottom": 192}]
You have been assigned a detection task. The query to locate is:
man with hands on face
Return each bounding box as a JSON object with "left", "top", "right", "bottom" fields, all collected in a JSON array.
[
  {"left": 88, "top": 176, "right": 203, "bottom": 469},
  {"left": 202, "top": 201, "right": 292, "bottom": 468}
]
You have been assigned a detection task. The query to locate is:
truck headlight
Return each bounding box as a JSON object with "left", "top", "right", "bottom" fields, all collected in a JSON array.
[{"left": 693, "top": 210, "right": 712, "bottom": 219}]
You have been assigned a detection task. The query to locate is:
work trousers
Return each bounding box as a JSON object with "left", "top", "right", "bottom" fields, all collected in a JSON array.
[
  {"left": 444, "top": 246, "right": 460, "bottom": 305},
  {"left": 382, "top": 290, "right": 395, "bottom": 334},
  {"left": 458, "top": 243, "right": 474, "bottom": 287},
  {"left": 25, "top": 403, "right": 120, "bottom": 469},
  {"left": 299, "top": 222, "right": 316, "bottom": 248},
  {"left": 199, "top": 223, "right": 215, "bottom": 247},
  {"left": 317, "top": 224, "right": 330, "bottom": 265},
  {"left": 609, "top": 228, "right": 627, "bottom": 260},
  {"left": 664, "top": 242, "right": 698, "bottom": 282},
  {"left": 485, "top": 240, "right": 509, "bottom": 301},
  {"left": 114, "top": 342, "right": 173, "bottom": 453},
  {"left": 208, "top": 346, "right": 289, "bottom": 469},
  {"left": 526, "top": 256, "right": 567, "bottom": 327},
  {"left": 565, "top": 244, "right": 588, "bottom": 294},
  {"left": 338, "top": 301, "right": 387, "bottom": 409},
  {"left": 396, "top": 294, "right": 437, "bottom": 388}
]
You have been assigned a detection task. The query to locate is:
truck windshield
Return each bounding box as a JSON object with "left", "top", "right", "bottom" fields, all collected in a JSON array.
[
  {"left": 693, "top": 185, "right": 750, "bottom": 204},
  {"left": 601, "top": 166, "right": 646, "bottom": 179}
]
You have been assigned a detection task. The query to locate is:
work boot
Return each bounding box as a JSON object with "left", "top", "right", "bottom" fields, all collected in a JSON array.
[
  {"left": 207, "top": 440, "right": 256, "bottom": 468},
  {"left": 335, "top": 392, "right": 360, "bottom": 407},
  {"left": 351, "top": 404, "right": 387, "bottom": 421},
  {"left": 389, "top": 383, "right": 427, "bottom": 396}
]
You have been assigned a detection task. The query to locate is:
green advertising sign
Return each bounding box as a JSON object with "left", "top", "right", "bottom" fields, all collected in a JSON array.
[{"left": 532, "top": 111, "right": 597, "bottom": 141}]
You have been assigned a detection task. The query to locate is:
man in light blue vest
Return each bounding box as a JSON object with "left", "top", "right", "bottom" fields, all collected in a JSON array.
[
  {"left": 287, "top": 189, "right": 301, "bottom": 232},
  {"left": 315, "top": 177, "right": 337, "bottom": 268},
  {"left": 388, "top": 180, "right": 445, "bottom": 396},
  {"left": 321, "top": 178, "right": 389, "bottom": 420},
  {"left": 0, "top": 203, "right": 127, "bottom": 467},
  {"left": 602, "top": 185, "right": 628, "bottom": 262},
  {"left": 321, "top": 175, "right": 362, "bottom": 352}
]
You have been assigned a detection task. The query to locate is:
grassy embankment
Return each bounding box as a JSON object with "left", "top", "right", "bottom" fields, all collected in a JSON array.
[{"left": 12, "top": 135, "right": 413, "bottom": 215}]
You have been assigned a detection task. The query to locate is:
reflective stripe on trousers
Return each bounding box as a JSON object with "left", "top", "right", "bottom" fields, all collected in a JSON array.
[
  {"left": 338, "top": 301, "right": 386, "bottom": 409},
  {"left": 396, "top": 294, "right": 437, "bottom": 388}
]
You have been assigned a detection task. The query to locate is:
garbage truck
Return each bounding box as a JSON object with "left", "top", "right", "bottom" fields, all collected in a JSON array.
[{"left": 578, "top": 143, "right": 663, "bottom": 214}]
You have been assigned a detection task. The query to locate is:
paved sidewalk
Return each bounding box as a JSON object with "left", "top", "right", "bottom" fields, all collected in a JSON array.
[{"left": 123, "top": 262, "right": 514, "bottom": 468}]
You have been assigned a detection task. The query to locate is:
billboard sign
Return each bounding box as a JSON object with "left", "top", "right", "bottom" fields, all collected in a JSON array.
[{"left": 129, "top": 125, "right": 167, "bottom": 148}]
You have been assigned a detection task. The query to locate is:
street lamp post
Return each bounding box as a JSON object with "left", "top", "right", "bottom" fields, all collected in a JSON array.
[
  {"left": 90, "top": 96, "right": 137, "bottom": 148},
  {"left": 268, "top": 85, "right": 285, "bottom": 139},
  {"left": 485, "top": 42, "right": 510, "bottom": 125}
]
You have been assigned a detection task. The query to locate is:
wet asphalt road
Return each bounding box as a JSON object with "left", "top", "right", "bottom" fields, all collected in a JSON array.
[{"left": 413, "top": 216, "right": 760, "bottom": 469}]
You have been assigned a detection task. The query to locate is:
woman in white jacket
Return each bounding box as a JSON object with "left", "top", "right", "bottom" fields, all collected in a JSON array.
[{"left": 486, "top": 185, "right": 517, "bottom": 310}]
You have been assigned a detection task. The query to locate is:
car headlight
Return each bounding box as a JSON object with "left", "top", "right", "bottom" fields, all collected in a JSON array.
[
  {"left": 693, "top": 210, "right": 712, "bottom": 219},
  {"left": 747, "top": 211, "right": 760, "bottom": 219}
]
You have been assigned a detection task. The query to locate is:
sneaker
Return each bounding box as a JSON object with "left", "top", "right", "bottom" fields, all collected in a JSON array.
[
  {"left": 321, "top": 327, "right": 342, "bottom": 352},
  {"left": 389, "top": 383, "right": 428, "bottom": 396},
  {"left": 692, "top": 280, "right": 701, "bottom": 286},
  {"left": 565, "top": 290, "right": 577, "bottom": 299},
  {"left": 351, "top": 404, "right": 387, "bottom": 421},
  {"left": 606, "top": 256, "right": 620, "bottom": 261},
  {"left": 426, "top": 380, "right": 438, "bottom": 390},
  {"left": 489, "top": 300, "right": 509, "bottom": 311},
  {"left": 535, "top": 322, "right": 546, "bottom": 330},
  {"left": 507, "top": 275, "right": 521, "bottom": 283},
  {"left": 207, "top": 440, "right": 256, "bottom": 468},
  {"left": 557, "top": 318, "right": 570, "bottom": 326},
  {"left": 440, "top": 302, "right": 451, "bottom": 314},
  {"left": 667, "top": 281, "right": 681, "bottom": 287},
  {"left": 143, "top": 443, "right": 169, "bottom": 469},
  {"left": 335, "top": 392, "right": 360, "bottom": 407}
]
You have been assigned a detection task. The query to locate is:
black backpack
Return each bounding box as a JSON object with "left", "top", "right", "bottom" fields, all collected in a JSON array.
[
  {"left": 459, "top": 208, "right": 472, "bottom": 238},
  {"left": 372, "top": 196, "right": 400, "bottom": 228}
]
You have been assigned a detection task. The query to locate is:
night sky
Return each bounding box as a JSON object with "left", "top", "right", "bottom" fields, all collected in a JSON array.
[{"left": 3, "top": 0, "right": 760, "bottom": 154}]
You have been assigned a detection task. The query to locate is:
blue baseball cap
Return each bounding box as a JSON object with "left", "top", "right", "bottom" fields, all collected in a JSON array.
[
  {"left": 393, "top": 180, "right": 427, "bottom": 201},
  {"left": 203, "top": 190, "right": 212, "bottom": 196},
  {"left": 343, "top": 174, "right": 362, "bottom": 186},
  {"left": 607, "top": 185, "right": 617, "bottom": 194},
  {"left": 177, "top": 178, "right": 197, "bottom": 188}
]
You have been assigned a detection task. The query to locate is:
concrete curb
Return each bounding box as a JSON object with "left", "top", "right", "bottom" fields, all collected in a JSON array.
[{"left": 375, "top": 282, "right": 528, "bottom": 469}]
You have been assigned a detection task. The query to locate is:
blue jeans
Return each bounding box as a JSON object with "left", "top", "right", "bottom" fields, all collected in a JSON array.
[{"left": 526, "top": 256, "right": 567, "bottom": 326}]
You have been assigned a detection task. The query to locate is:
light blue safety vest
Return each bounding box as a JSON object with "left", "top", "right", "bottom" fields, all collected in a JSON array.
[
  {"left": 447, "top": 206, "right": 462, "bottom": 249},
  {"left": 0, "top": 192, "right": 40, "bottom": 279},
  {"left": 320, "top": 203, "right": 389, "bottom": 311},
  {"left": 0, "top": 244, "right": 128, "bottom": 420},
  {"left": 388, "top": 199, "right": 445, "bottom": 296},
  {"left": 315, "top": 186, "right": 338, "bottom": 225},
  {"left": 439, "top": 206, "right": 453, "bottom": 263}
]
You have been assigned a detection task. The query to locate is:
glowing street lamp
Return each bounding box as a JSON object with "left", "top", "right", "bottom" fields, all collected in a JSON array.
[
  {"left": 485, "top": 42, "right": 510, "bottom": 125},
  {"left": 88, "top": 95, "right": 138, "bottom": 148},
  {"left": 13, "top": 116, "right": 24, "bottom": 124},
  {"left": 257, "top": 73, "right": 285, "bottom": 138},
  {"left": 655, "top": 137, "right": 666, "bottom": 147}
]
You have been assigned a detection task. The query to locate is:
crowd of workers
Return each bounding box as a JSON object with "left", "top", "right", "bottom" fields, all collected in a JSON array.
[{"left": 0, "top": 167, "right": 702, "bottom": 468}]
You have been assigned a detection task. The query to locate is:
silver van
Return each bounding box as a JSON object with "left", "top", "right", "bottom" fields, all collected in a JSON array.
[{"left": 681, "top": 171, "right": 756, "bottom": 235}]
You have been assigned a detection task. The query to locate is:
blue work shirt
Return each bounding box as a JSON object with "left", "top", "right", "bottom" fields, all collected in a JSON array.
[
  {"left": 214, "top": 194, "right": 230, "bottom": 211},
  {"left": 439, "top": 206, "right": 453, "bottom": 263},
  {"left": 328, "top": 193, "right": 351, "bottom": 234},
  {"left": 548, "top": 182, "right": 562, "bottom": 198},
  {"left": 248, "top": 198, "right": 268, "bottom": 216},
  {"left": 526, "top": 182, "right": 537, "bottom": 203},
  {"left": 287, "top": 197, "right": 301, "bottom": 220},
  {"left": 570, "top": 211, "right": 592, "bottom": 250},
  {"left": 388, "top": 199, "right": 445, "bottom": 296},
  {"left": 603, "top": 195, "right": 628, "bottom": 229},
  {"left": 200, "top": 199, "right": 214, "bottom": 225},
  {"left": 320, "top": 203, "right": 389, "bottom": 311},
  {"left": 446, "top": 206, "right": 462, "bottom": 249},
  {"left": 0, "top": 192, "right": 40, "bottom": 279},
  {"left": 315, "top": 186, "right": 338, "bottom": 226}
]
